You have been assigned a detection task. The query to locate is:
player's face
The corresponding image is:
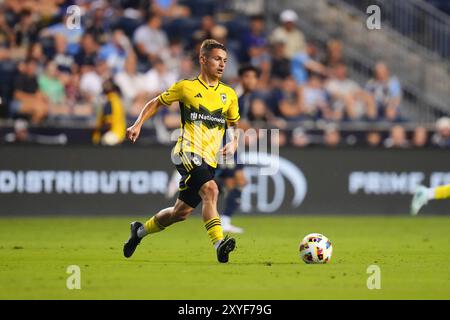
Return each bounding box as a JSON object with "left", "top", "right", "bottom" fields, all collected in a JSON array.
[{"left": 201, "top": 48, "right": 227, "bottom": 80}]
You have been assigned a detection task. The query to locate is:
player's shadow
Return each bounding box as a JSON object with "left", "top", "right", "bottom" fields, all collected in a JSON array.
[{"left": 125, "top": 260, "right": 298, "bottom": 266}]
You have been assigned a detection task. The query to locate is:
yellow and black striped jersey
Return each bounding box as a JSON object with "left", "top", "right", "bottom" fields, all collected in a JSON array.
[
  {"left": 92, "top": 92, "right": 126, "bottom": 144},
  {"left": 158, "top": 75, "right": 240, "bottom": 168}
]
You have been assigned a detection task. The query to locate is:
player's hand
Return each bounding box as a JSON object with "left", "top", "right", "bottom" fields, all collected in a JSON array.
[
  {"left": 220, "top": 140, "right": 237, "bottom": 156},
  {"left": 126, "top": 124, "right": 141, "bottom": 143}
]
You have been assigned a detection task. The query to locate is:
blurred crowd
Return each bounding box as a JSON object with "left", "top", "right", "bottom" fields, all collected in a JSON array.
[{"left": 0, "top": 0, "right": 449, "bottom": 148}]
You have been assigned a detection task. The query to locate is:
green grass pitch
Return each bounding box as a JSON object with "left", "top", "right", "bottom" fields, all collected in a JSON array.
[{"left": 0, "top": 215, "right": 449, "bottom": 300}]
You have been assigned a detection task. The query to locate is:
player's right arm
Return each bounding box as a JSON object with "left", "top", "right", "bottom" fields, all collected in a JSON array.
[
  {"left": 126, "top": 80, "right": 184, "bottom": 143},
  {"left": 126, "top": 96, "right": 165, "bottom": 143}
]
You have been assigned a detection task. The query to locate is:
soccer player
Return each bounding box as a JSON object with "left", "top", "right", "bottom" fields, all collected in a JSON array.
[
  {"left": 411, "top": 184, "right": 450, "bottom": 215},
  {"left": 215, "top": 65, "right": 261, "bottom": 233},
  {"left": 92, "top": 79, "right": 126, "bottom": 146},
  {"left": 123, "top": 39, "right": 240, "bottom": 263}
]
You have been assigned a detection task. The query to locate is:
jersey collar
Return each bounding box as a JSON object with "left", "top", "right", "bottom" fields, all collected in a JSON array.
[{"left": 197, "top": 75, "right": 220, "bottom": 91}]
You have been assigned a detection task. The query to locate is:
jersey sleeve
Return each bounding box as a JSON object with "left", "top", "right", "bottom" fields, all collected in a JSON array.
[
  {"left": 158, "top": 80, "right": 184, "bottom": 106},
  {"left": 226, "top": 90, "right": 240, "bottom": 123}
]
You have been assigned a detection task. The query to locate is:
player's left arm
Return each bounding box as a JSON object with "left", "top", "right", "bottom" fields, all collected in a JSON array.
[
  {"left": 221, "top": 90, "right": 241, "bottom": 156},
  {"left": 221, "top": 122, "right": 240, "bottom": 156}
]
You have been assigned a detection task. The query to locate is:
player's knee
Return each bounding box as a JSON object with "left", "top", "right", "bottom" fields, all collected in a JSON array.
[
  {"left": 200, "top": 181, "right": 219, "bottom": 202},
  {"left": 172, "top": 206, "right": 192, "bottom": 222},
  {"left": 174, "top": 214, "right": 189, "bottom": 222}
]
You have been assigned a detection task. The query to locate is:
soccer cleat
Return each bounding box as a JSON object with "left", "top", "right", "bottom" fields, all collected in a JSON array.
[
  {"left": 216, "top": 235, "right": 236, "bottom": 263},
  {"left": 123, "top": 221, "right": 143, "bottom": 258},
  {"left": 222, "top": 224, "right": 244, "bottom": 234},
  {"left": 411, "top": 186, "right": 429, "bottom": 216}
]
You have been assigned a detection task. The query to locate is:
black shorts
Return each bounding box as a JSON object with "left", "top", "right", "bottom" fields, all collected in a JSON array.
[{"left": 175, "top": 152, "right": 216, "bottom": 208}]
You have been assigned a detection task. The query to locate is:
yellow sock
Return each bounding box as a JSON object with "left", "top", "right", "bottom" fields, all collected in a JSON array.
[
  {"left": 204, "top": 217, "right": 223, "bottom": 246},
  {"left": 144, "top": 216, "right": 165, "bottom": 234},
  {"left": 434, "top": 184, "right": 450, "bottom": 200}
]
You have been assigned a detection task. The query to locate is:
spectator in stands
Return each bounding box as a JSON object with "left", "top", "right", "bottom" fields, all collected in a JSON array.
[
  {"left": 10, "top": 58, "right": 49, "bottom": 124},
  {"left": 79, "top": 58, "right": 103, "bottom": 114},
  {"left": 412, "top": 126, "right": 429, "bottom": 148},
  {"left": 65, "top": 70, "right": 95, "bottom": 118},
  {"left": 240, "top": 15, "right": 271, "bottom": 90},
  {"left": 133, "top": 13, "right": 168, "bottom": 69},
  {"left": 431, "top": 117, "right": 450, "bottom": 148},
  {"left": 191, "top": 15, "right": 216, "bottom": 45},
  {"left": 114, "top": 52, "right": 149, "bottom": 116},
  {"left": 97, "top": 57, "right": 114, "bottom": 85},
  {"left": 235, "top": 65, "right": 261, "bottom": 123},
  {"left": 92, "top": 79, "right": 126, "bottom": 146},
  {"left": 40, "top": 14, "right": 85, "bottom": 56},
  {"left": 365, "top": 62, "right": 402, "bottom": 122},
  {"left": 143, "top": 57, "right": 178, "bottom": 98},
  {"left": 384, "top": 125, "right": 410, "bottom": 148},
  {"left": 3, "top": 118, "right": 67, "bottom": 144},
  {"left": 291, "top": 127, "right": 310, "bottom": 148},
  {"left": 323, "top": 39, "right": 345, "bottom": 68},
  {"left": 322, "top": 123, "right": 342, "bottom": 147},
  {"left": 160, "top": 38, "right": 184, "bottom": 75},
  {"left": 0, "top": 12, "right": 14, "bottom": 50},
  {"left": 240, "top": 14, "right": 268, "bottom": 63},
  {"left": 3, "top": 119, "right": 31, "bottom": 143},
  {"left": 325, "top": 63, "right": 377, "bottom": 121},
  {"left": 84, "top": 0, "right": 112, "bottom": 45},
  {"left": 269, "top": 9, "right": 306, "bottom": 58},
  {"left": 74, "top": 32, "right": 100, "bottom": 69},
  {"left": 291, "top": 42, "right": 327, "bottom": 85},
  {"left": 0, "top": 51, "right": 15, "bottom": 118},
  {"left": 178, "top": 55, "right": 197, "bottom": 80},
  {"left": 151, "top": 50, "right": 184, "bottom": 143},
  {"left": 98, "top": 28, "right": 132, "bottom": 75},
  {"left": 270, "top": 40, "right": 291, "bottom": 82},
  {"left": 366, "top": 130, "right": 382, "bottom": 147},
  {"left": 151, "top": 0, "right": 191, "bottom": 19},
  {"left": 115, "top": 0, "right": 145, "bottom": 38},
  {"left": 28, "top": 42, "right": 46, "bottom": 71},
  {"left": 273, "top": 76, "right": 303, "bottom": 121},
  {"left": 210, "top": 25, "right": 239, "bottom": 83},
  {"left": 247, "top": 97, "right": 286, "bottom": 130},
  {"left": 298, "top": 73, "right": 332, "bottom": 121},
  {"left": 38, "top": 60, "right": 68, "bottom": 117},
  {"left": 0, "top": 0, "right": 430, "bottom": 147},
  {"left": 14, "top": 9, "right": 39, "bottom": 50},
  {"left": 161, "top": 103, "right": 181, "bottom": 131},
  {"left": 51, "top": 33, "right": 75, "bottom": 74},
  {"left": 154, "top": 102, "right": 181, "bottom": 145}
]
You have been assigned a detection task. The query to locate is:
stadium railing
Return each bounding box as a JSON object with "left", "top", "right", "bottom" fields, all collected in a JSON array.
[
  {"left": 268, "top": 0, "right": 450, "bottom": 123},
  {"left": 336, "top": 0, "right": 450, "bottom": 59}
]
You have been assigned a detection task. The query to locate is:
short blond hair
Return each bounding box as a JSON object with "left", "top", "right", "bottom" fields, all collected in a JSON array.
[{"left": 200, "top": 39, "right": 227, "bottom": 57}]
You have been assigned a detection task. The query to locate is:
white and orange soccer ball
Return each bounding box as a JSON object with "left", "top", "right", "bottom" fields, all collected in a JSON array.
[{"left": 299, "top": 233, "right": 333, "bottom": 264}]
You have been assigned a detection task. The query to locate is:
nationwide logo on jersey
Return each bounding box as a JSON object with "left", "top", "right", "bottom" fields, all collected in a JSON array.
[
  {"left": 220, "top": 93, "right": 227, "bottom": 104},
  {"left": 190, "top": 112, "right": 199, "bottom": 121},
  {"left": 185, "top": 104, "right": 226, "bottom": 129}
]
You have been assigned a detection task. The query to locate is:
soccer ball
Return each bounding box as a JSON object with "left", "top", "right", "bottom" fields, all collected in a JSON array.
[{"left": 299, "top": 233, "right": 332, "bottom": 264}]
